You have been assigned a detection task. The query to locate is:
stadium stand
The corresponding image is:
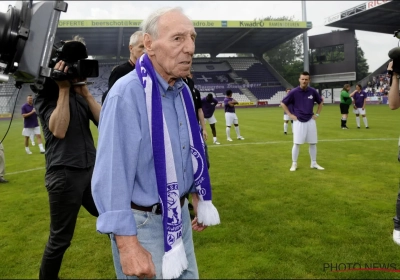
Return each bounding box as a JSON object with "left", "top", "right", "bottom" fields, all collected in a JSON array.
[
  {"left": 0, "top": 76, "right": 20, "bottom": 115},
  {"left": 192, "top": 57, "right": 288, "bottom": 104}
]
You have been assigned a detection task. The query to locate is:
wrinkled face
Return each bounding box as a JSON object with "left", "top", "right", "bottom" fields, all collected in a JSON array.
[
  {"left": 299, "top": 74, "right": 310, "bottom": 88},
  {"left": 129, "top": 38, "right": 144, "bottom": 63},
  {"left": 27, "top": 96, "right": 33, "bottom": 105},
  {"left": 144, "top": 11, "right": 196, "bottom": 84}
]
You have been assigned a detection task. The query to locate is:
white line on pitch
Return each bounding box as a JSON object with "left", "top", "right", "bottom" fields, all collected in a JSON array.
[
  {"left": 7, "top": 138, "right": 397, "bottom": 173},
  {"left": 207, "top": 138, "right": 398, "bottom": 148},
  {"left": 7, "top": 167, "right": 45, "bottom": 175}
]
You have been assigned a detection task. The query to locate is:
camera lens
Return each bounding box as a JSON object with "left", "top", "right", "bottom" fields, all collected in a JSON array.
[{"left": 0, "top": 6, "right": 20, "bottom": 73}]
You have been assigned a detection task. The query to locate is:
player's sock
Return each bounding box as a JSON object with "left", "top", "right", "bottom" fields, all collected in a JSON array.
[
  {"left": 363, "top": 117, "right": 368, "bottom": 127},
  {"left": 284, "top": 123, "right": 288, "bottom": 133},
  {"left": 309, "top": 144, "right": 317, "bottom": 164},
  {"left": 341, "top": 119, "right": 345, "bottom": 127},
  {"left": 39, "top": 143, "right": 45, "bottom": 151},
  {"left": 356, "top": 116, "right": 360, "bottom": 127},
  {"left": 25, "top": 147, "right": 32, "bottom": 154},
  {"left": 226, "top": 127, "right": 230, "bottom": 139},
  {"left": 292, "top": 144, "right": 300, "bottom": 162},
  {"left": 213, "top": 137, "right": 217, "bottom": 142},
  {"left": 234, "top": 126, "right": 241, "bottom": 137}
]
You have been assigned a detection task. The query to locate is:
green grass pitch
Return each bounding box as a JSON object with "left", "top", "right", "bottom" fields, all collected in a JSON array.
[{"left": 1, "top": 104, "right": 400, "bottom": 279}]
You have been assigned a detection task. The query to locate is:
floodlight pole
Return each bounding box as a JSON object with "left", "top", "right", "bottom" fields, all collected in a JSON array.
[{"left": 302, "top": 1, "right": 309, "bottom": 72}]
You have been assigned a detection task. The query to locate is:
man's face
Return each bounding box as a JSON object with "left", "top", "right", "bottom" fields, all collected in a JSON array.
[
  {"left": 144, "top": 11, "right": 196, "bottom": 82},
  {"left": 27, "top": 96, "right": 33, "bottom": 105},
  {"left": 129, "top": 38, "right": 144, "bottom": 63},
  {"left": 299, "top": 74, "right": 310, "bottom": 88}
]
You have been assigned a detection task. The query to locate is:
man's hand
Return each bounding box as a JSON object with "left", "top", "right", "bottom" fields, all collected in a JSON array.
[
  {"left": 312, "top": 114, "right": 318, "bottom": 120},
  {"left": 72, "top": 80, "right": 91, "bottom": 98},
  {"left": 190, "top": 193, "right": 208, "bottom": 232},
  {"left": 388, "top": 60, "right": 393, "bottom": 72},
  {"left": 115, "top": 235, "right": 156, "bottom": 278},
  {"left": 31, "top": 108, "right": 36, "bottom": 113},
  {"left": 53, "top": 60, "right": 71, "bottom": 90},
  {"left": 289, "top": 114, "right": 298, "bottom": 121},
  {"left": 202, "top": 129, "right": 208, "bottom": 141},
  {"left": 192, "top": 216, "right": 207, "bottom": 232}
]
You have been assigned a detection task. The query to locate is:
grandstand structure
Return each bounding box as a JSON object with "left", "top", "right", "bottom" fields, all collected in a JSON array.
[
  {"left": 323, "top": 0, "right": 400, "bottom": 103},
  {"left": 0, "top": 18, "right": 312, "bottom": 117}
]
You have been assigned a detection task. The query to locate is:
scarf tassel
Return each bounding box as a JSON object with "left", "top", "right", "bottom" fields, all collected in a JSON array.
[
  {"left": 197, "top": 200, "right": 221, "bottom": 226},
  {"left": 162, "top": 241, "right": 188, "bottom": 279}
]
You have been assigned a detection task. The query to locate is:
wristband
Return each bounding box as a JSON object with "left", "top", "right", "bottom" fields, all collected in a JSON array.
[{"left": 315, "top": 114, "right": 319, "bottom": 117}]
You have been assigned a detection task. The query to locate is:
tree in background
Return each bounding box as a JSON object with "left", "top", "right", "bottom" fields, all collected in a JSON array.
[
  {"left": 356, "top": 38, "right": 369, "bottom": 82},
  {"left": 260, "top": 16, "right": 304, "bottom": 87},
  {"left": 236, "top": 19, "right": 370, "bottom": 87}
]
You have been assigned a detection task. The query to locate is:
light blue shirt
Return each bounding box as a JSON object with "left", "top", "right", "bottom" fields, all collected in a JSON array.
[{"left": 92, "top": 69, "right": 195, "bottom": 236}]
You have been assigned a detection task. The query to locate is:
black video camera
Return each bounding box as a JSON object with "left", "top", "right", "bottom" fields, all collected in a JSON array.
[
  {"left": 0, "top": 1, "right": 69, "bottom": 89},
  {"left": 387, "top": 30, "right": 400, "bottom": 85},
  {"left": 50, "top": 40, "right": 99, "bottom": 81}
]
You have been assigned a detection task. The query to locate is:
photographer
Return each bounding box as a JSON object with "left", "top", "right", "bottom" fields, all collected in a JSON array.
[
  {"left": 388, "top": 60, "right": 400, "bottom": 109},
  {"left": 388, "top": 60, "right": 400, "bottom": 246},
  {"left": 34, "top": 38, "right": 101, "bottom": 279}
]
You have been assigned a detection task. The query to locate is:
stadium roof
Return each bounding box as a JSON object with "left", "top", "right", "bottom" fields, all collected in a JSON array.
[
  {"left": 324, "top": 0, "right": 400, "bottom": 34},
  {"left": 55, "top": 19, "right": 312, "bottom": 59}
]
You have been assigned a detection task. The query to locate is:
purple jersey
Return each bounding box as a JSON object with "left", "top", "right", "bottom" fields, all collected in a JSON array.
[
  {"left": 224, "top": 97, "right": 236, "bottom": 113},
  {"left": 201, "top": 97, "right": 219, "bottom": 118},
  {"left": 282, "top": 86, "right": 322, "bottom": 122},
  {"left": 21, "top": 103, "right": 39, "bottom": 128},
  {"left": 282, "top": 98, "right": 293, "bottom": 115},
  {"left": 353, "top": 91, "right": 367, "bottom": 108}
]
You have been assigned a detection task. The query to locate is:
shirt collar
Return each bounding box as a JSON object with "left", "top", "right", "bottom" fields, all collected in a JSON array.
[{"left": 155, "top": 71, "right": 185, "bottom": 94}]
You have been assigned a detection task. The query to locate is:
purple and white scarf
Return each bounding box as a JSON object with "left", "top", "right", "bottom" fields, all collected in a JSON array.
[{"left": 136, "top": 54, "right": 220, "bottom": 279}]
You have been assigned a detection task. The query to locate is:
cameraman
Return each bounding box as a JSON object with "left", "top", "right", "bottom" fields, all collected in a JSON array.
[
  {"left": 387, "top": 60, "right": 400, "bottom": 245},
  {"left": 388, "top": 60, "right": 400, "bottom": 109},
  {"left": 34, "top": 43, "right": 101, "bottom": 278}
]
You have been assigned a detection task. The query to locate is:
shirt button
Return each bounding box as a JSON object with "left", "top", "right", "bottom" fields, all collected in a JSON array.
[
  {"left": 180, "top": 122, "right": 182, "bottom": 126},
  {"left": 183, "top": 146, "right": 185, "bottom": 149},
  {"left": 184, "top": 168, "right": 186, "bottom": 172}
]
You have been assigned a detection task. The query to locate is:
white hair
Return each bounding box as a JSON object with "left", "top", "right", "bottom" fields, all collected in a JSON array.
[
  {"left": 140, "top": 7, "right": 185, "bottom": 39},
  {"left": 71, "top": 35, "right": 85, "bottom": 45},
  {"left": 129, "top": 31, "right": 144, "bottom": 46}
]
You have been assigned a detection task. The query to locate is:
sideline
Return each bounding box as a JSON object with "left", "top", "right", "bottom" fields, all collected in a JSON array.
[
  {"left": 7, "top": 167, "right": 45, "bottom": 175},
  {"left": 207, "top": 137, "right": 398, "bottom": 148}
]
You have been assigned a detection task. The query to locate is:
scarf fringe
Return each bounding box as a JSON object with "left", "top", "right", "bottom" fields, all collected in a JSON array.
[
  {"left": 197, "top": 200, "right": 220, "bottom": 226},
  {"left": 162, "top": 241, "right": 188, "bottom": 279}
]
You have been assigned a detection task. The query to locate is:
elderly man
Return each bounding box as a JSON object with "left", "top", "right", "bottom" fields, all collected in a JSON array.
[
  {"left": 101, "top": 30, "right": 144, "bottom": 103},
  {"left": 92, "top": 7, "right": 220, "bottom": 280}
]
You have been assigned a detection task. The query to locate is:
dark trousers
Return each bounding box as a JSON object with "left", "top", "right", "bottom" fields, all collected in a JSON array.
[
  {"left": 39, "top": 166, "right": 98, "bottom": 279},
  {"left": 394, "top": 188, "right": 400, "bottom": 230}
]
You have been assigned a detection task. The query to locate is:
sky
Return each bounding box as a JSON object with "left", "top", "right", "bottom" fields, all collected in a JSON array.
[{"left": 0, "top": 1, "right": 397, "bottom": 71}]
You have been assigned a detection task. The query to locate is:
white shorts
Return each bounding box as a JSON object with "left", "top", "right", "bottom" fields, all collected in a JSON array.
[
  {"left": 22, "top": 126, "right": 40, "bottom": 137},
  {"left": 225, "top": 112, "right": 238, "bottom": 126},
  {"left": 293, "top": 119, "right": 317, "bottom": 144},
  {"left": 353, "top": 108, "right": 366, "bottom": 115},
  {"left": 205, "top": 114, "right": 217, "bottom": 125},
  {"left": 283, "top": 114, "right": 290, "bottom": 121}
]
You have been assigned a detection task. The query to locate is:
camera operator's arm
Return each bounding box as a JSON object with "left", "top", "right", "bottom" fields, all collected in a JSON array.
[
  {"left": 388, "top": 61, "right": 400, "bottom": 110},
  {"left": 49, "top": 61, "right": 71, "bottom": 139},
  {"left": 73, "top": 84, "right": 101, "bottom": 123}
]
